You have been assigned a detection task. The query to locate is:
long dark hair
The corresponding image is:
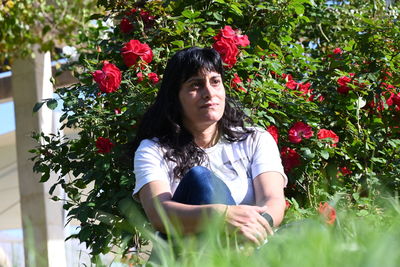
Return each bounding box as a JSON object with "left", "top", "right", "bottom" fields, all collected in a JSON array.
[{"left": 132, "top": 47, "right": 253, "bottom": 178}]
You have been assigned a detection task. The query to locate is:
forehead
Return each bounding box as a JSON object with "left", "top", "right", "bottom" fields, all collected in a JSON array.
[{"left": 185, "top": 70, "right": 222, "bottom": 81}]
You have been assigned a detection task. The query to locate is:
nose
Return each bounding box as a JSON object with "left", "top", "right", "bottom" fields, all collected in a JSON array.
[{"left": 202, "top": 81, "right": 213, "bottom": 100}]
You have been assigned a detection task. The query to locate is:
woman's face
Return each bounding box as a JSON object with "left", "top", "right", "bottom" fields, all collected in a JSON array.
[{"left": 179, "top": 69, "right": 226, "bottom": 131}]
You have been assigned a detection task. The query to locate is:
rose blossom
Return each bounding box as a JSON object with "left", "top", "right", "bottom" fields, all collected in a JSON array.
[
  {"left": 95, "top": 137, "right": 115, "bottom": 154},
  {"left": 214, "top": 25, "right": 236, "bottom": 40},
  {"left": 339, "top": 166, "right": 352, "bottom": 176},
  {"left": 280, "top": 147, "right": 301, "bottom": 173},
  {"left": 213, "top": 25, "right": 250, "bottom": 47},
  {"left": 281, "top": 73, "right": 293, "bottom": 81},
  {"left": 288, "top": 122, "right": 314, "bottom": 143},
  {"left": 121, "top": 39, "right": 153, "bottom": 67},
  {"left": 136, "top": 72, "right": 144, "bottom": 82},
  {"left": 298, "top": 82, "right": 311, "bottom": 93},
  {"left": 267, "top": 125, "right": 279, "bottom": 144},
  {"left": 120, "top": 18, "right": 133, "bottom": 33},
  {"left": 392, "top": 93, "right": 400, "bottom": 107},
  {"left": 92, "top": 61, "right": 122, "bottom": 93},
  {"left": 337, "top": 73, "right": 355, "bottom": 94},
  {"left": 213, "top": 26, "right": 249, "bottom": 67},
  {"left": 231, "top": 73, "right": 247, "bottom": 93},
  {"left": 235, "top": 34, "right": 250, "bottom": 47},
  {"left": 318, "top": 202, "right": 336, "bottom": 225},
  {"left": 148, "top": 72, "right": 159, "bottom": 84},
  {"left": 212, "top": 37, "right": 239, "bottom": 68},
  {"left": 317, "top": 129, "right": 339, "bottom": 147},
  {"left": 333, "top": 48, "right": 342, "bottom": 54},
  {"left": 285, "top": 200, "right": 291, "bottom": 209},
  {"left": 286, "top": 79, "right": 298, "bottom": 90},
  {"left": 140, "top": 10, "right": 155, "bottom": 24}
]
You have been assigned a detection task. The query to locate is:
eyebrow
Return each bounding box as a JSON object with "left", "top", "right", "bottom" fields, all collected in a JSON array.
[{"left": 185, "top": 75, "right": 221, "bottom": 83}]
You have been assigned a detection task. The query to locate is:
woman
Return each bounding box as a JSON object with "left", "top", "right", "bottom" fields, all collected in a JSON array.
[{"left": 132, "top": 47, "right": 287, "bottom": 246}]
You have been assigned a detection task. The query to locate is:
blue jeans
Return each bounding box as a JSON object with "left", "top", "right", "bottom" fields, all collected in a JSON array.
[
  {"left": 172, "top": 166, "right": 236, "bottom": 205},
  {"left": 157, "top": 166, "right": 235, "bottom": 240}
]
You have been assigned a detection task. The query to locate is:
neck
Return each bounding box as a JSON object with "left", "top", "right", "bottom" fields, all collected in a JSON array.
[{"left": 187, "top": 123, "right": 220, "bottom": 148}]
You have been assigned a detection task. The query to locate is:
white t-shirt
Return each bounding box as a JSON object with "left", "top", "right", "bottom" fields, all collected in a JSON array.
[{"left": 133, "top": 128, "right": 287, "bottom": 205}]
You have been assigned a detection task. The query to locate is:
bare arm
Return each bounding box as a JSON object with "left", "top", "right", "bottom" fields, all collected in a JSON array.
[
  {"left": 139, "top": 180, "right": 272, "bottom": 245},
  {"left": 253, "top": 171, "right": 286, "bottom": 227},
  {"left": 139, "top": 180, "right": 226, "bottom": 234}
]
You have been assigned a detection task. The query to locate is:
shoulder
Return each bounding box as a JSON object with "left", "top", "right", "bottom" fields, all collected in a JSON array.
[
  {"left": 135, "top": 138, "right": 164, "bottom": 159},
  {"left": 241, "top": 127, "right": 274, "bottom": 143}
]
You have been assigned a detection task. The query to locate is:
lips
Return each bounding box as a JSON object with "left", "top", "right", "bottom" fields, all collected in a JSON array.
[{"left": 200, "top": 103, "right": 218, "bottom": 108}]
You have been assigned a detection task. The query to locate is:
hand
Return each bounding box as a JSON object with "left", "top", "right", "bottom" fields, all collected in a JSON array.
[{"left": 224, "top": 205, "right": 274, "bottom": 246}]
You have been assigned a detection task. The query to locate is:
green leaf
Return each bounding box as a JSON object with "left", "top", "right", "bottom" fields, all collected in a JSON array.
[
  {"left": 40, "top": 172, "right": 50, "bottom": 183},
  {"left": 230, "top": 4, "right": 243, "bottom": 16},
  {"left": 181, "top": 10, "right": 201, "bottom": 19},
  {"left": 212, "top": 12, "right": 223, "bottom": 21},
  {"left": 171, "top": 40, "right": 184, "bottom": 48},
  {"left": 301, "top": 148, "right": 315, "bottom": 159},
  {"left": 294, "top": 5, "right": 305, "bottom": 15},
  {"left": 46, "top": 99, "right": 58, "bottom": 110},
  {"left": 321, "top": 150, "right": 329, "bottom": 160},
  {"left": 33, "top": 102, "right": 45, "bottom": 113}
]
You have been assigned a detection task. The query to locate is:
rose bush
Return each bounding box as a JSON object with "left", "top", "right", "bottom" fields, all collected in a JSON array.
[
  {"left": 30, "top": 0, "right": 400, "bottom": 261},
  {"left": 92, "top": 61, "right": 122, "bottom": 93}
]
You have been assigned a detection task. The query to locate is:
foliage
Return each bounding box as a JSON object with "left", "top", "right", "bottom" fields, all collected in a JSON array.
[
  {"left": 0, "top": 0, "right": 98, "bottom": 69},
  {"left": 30, "top": 0, "right": 400, "bottom": 262},
  {"left": 143, "top": 196, "right": 400, "bottom": 267}
]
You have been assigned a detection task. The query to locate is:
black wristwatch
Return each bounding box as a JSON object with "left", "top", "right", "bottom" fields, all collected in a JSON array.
[{"left": 261, "top": 212, "right": 274, "bottom": 227}]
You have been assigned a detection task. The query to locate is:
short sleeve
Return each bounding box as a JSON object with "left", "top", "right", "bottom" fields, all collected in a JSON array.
[
  {"left": 250, "top": 129, "right": 288, "bottom": 186},
  {"left": 133, "top": 139, "right": 171, "bottom": 197}
]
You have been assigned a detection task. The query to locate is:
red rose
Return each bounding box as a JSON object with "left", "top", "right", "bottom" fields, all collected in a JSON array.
[
  {"left": 339, "top": 166, "right": 352, "bottom": 176},
  {"left": 231, "top": 73, "right": 247, "bottom": 92},
  {"left": 280, "top": 147, "right": 301, "bottom": 173},
  {"left": 298, "top": 82, "right": 311, "bottom": 93},
  {"left": 126, "top": 8, "right": 137, "bottom": 16},
  {"left": 392, "top": 93, "right": 400, "bottom": 106},
  {"left": 234, "top": 34, "right": 250, "bottom": 47},
  {"left": 317, "top": 129, "right": 339, "bottom": 147},
  {"left": 136, "top": 72, "right": 144, "bottom": 82},
  {"left": 288, "top": 122, "right": 314, "bottom": 144},
  {"left": 140, "top": 10, "right": 155, "bottom": 25},
  {"left": 148, "top": 72, "right": 159, "bottom": 84},
  {"left": 337, "top": 76, "right": 351, "bottom": 86},
  {"left": 285, "top": 200, "right": 291, "bottom": 209},
  {"left": 120, "top": 18, "right": 133, "bottom": 33},
  {"left": 213, "top": 26, "right": 250, "bottom": 67},
  {"left": 213, "top": 25, "right": 250, "bottom": 47},
  {"left": 281, "top": 73, "right": 293, "bottom": 81},
  {"left": 121, "top": 40, "right": 153, "bottom": 67},
  {"left": 267, "top": 125, "right": 279, "bottom": 144},
  {"left": 318, "top": 202, "right": 336, "bottom": 225},
  {"left": 286, "top": 79, "right": 298, "bottom": 90},
  {"left": 231, "top": 73, "right": 242, "bottom": 85},
  {"left": 333, "top": 48, "right": 342, "bottom": 54},
  {"left": 337, "top": 73, "right": 355, "bottom": 94},
  {"left": 92, "top": 61, "right": 122, "bottom": 93},
  {"left": 214, "top": 25, "right": 236, "bottom": 40},
  {"left": 95, "top": 137, "right": 115, "bottom": 154},
  {"left": 337, "top": 85, "right": 351, "bottom": 94},
  {"left": 212, "top": 37, "right": 239, "bottom": 68}
]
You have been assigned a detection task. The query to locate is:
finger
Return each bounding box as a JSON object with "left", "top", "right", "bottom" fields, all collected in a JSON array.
[
  {"left": 242, "top": 230, "right": 262, "bottom": 246},
  {"left": 255, "top": 205, "right": 269, "bottom": 214},
  {"left": 257, "top": 214, "right": 274, "bottom": 236}
]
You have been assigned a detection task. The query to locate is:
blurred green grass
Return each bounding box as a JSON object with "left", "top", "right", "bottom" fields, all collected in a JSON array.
[{"left": 140, "top": 197, "right": 400, "bottom": 267}]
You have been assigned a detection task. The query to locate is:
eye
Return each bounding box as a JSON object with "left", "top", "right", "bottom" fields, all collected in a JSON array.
[
  {"left": 211, "top": 78, "right": 221, "bottom": 86},
  {"left": 190, "top": 81, "right": 202, "bottom": 89}
]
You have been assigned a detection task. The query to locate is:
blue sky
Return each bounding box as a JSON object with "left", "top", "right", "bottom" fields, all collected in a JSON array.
[{"left": 0, "top": 101, "right": 15, "bottom": 135}]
